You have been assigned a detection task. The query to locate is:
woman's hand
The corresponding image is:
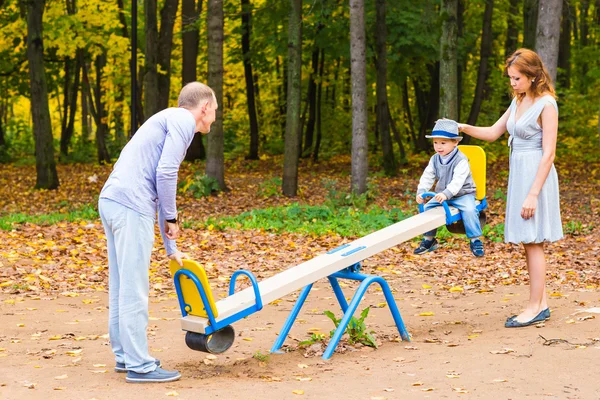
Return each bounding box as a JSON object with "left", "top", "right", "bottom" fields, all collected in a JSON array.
[{"left": 521, "top": 194, "right": 538, "bottom": 220}]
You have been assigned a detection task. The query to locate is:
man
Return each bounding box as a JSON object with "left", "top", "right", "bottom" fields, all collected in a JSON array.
[{"left": 98, "top": 82, "right": 217, "bottom": 383}]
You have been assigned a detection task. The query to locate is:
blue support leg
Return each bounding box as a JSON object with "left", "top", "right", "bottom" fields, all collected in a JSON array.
[
  {"left": 270, "top": 283, "right": 314, "bottom": 354},
  {"left": 327, "top": 276, "right": 349, "bottom": 313},
  {"left": 322, "top": 275, "right": 410, "bottom": 360},
  {"left": 323, "top": 277, "right": 376, "bottom": 360},
  {"left": 379, "top": 279, "right": 410, "bottom": 341}
]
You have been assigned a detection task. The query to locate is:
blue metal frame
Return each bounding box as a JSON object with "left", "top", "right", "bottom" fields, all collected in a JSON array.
[
  {"left": 270, "top": 264, "right": 411, "bottom": 360},
  {"left": 173, "top": 268, "right": 263, "bottom": 335},
  {"left": 418, "top": 191, "right": 487, "bottom": 226}
]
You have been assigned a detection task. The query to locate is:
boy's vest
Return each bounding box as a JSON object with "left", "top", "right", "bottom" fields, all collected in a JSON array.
[{"left": 432, "top": 150, "right": 476, "bottom": 198}]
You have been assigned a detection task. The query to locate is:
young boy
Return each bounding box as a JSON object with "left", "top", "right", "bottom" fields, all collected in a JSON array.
[{"left": 414, "top": 119, "right": 484, "bottom": 257}]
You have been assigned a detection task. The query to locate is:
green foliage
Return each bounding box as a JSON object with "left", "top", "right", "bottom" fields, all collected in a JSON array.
[
  {"left": 563, "top": 220, "right": 594, "bottom": 236},
  {"left": 257, "top": 177, "right": 282, "bottom": 198},
  {"left": 198, "top": 202, "right": 409, "bottom": 238},
  {"left": 324, "top": 307, "right": 378, "bottom": 348},
  {"left": 180, "top": 174, "right": 221, "bottom": 198},
  {"left": 482, "top": 223, "right": 504, "bottom": 243},
  {"left": 0, "top": 204, "right": 98, "bottom": 231},
  {"left": 298, "top": 332, "right": 327, "bottom": 348},
  {"left": 323, "top": 179, "right": 379, "bottom": 210},
  {"left": 252, "top": 350, "right": 269, "bottom": 363}
]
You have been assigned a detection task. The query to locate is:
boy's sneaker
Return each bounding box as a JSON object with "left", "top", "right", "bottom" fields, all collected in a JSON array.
[
  {"left": 414, "top": 238, "right": 438, "bottom": 255},
  {"left": 470, "top": 239, "right": 484, "bottom": 257},
  {"left": 115, "top": 359, "right": 161, "bottom": 373},
  {"left": 126, "top": 367, "right": 181, "bottom": 383}
]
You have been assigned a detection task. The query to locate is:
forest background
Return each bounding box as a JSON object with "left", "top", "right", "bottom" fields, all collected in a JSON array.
[{"left": 0, "top": 0, "right": 599, "bottom": 192}]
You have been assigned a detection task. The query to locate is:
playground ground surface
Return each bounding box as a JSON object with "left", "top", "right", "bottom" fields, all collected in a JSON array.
[
  {"left": 1, "top": 229, "right": 599, "bottom": 400},
  {"left": 1, "top": 158, "right": 599, "bottom": 399}
]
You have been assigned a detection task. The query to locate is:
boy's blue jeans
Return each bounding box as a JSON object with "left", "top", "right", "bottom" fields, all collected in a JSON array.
[
  {"left": 422, "top": 193, "right": 482, "bottom": 239},
  {"left": 98, "top": 198, "right": 158, "bottom": 374}
]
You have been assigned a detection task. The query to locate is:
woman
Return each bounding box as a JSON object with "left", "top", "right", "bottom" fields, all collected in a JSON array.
[{"left": 458, "top": 48, "right": 563, "bottom": 328}]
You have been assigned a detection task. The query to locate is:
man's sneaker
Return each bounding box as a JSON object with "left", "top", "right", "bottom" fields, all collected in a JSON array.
[
  {"left": 126, "top": 367, "right": 181, "bottom": 383},
  {"left": 470, "top": 239, "right": 484, "bottom": 257},
  {"left": 115, "top": 359, "right": 161, "bottom": 373},
  {"left": 414, "top": 238, "right": 438, "bottom": 255}
]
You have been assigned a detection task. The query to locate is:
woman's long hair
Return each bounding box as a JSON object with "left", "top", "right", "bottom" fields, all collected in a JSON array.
[{"left": 505, "top": 48, "right": 556, "bottom": 102}]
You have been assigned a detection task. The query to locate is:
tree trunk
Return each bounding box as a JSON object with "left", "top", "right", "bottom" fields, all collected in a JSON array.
[
  {"left": 557, "top": 0, "right": 572, "bottom": 89},
  {"left": 206, "top": 0, "right": 226, "bottom": 189},
  {"left": 505, "top": 0, "right": 519, "bottom": 56},
  {"left": 536, "top": 0, "right": 563, "bottom": 83},
  {"left": 466, "top": 0, "right": 493, "bottom": 130},
  {"left": 157, "top": 0, "right": 179, "bottom": 110},
  {"left": 303, "top": 44, "right": 320, "bottom": 156},
  {"left": 388, "top": 104, "right": 407, "bottom": 165},
  {"left": 350, "top": 0, "right": 368, "bottom": 194},
  {"left": 523, "top": 0, "right": 538, "bottom": 50},
  {"left": 375, "top": 0, "right": 395, "bottom": 176},
  {"left": 439, "top": 0, "right": 458, "bottom": 121},
  {"left": 282, "top": 0, "right": 302, "bottom": 197},
  {"left": 144, "top": 0, "right": 159, "bottom": 119},
  {"left": 182, "top": 0, "right": 205, "bottom": 161},
  {"left": 241, "top": 0, "right": 259, "bottom": 160},
  {"left": 417, "top": 63, "right": 440, "bottom": 152},
  {"left": 59, "top": 56, "right": 81, "bottom": 159},
  {"left": 26, "top": 0, "right": 59, "bottom": 189},
  {"left": 402, "top": 79, "right": 416, "bottom": 146},
  {"left": 578, "top": 0, "right": 590, "bottom": 92},
  {"left": 312, "top": 48, "right": 325, "bottom": 162},
  {"left": 82, "top": 53, "right": 111, "bottom": 164},
  {"left": 456, "top": 0, "right": 464, "bottom": 122}
]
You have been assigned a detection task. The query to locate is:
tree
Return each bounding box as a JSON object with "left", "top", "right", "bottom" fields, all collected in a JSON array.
[
  {"left": 349, "top": 0, "right": 368, "bottom": 194},
  {"left": 206, "top": 0, "right": 226, "bottom": 190},
  {"left": 465, "top": 0, "right": 493, "bottom": 130},
  {"left": 504, "top": 0, "right": 519, "bottom": 56},
  {"left": 439, "top": 0, "right": 458, "bottom": 121},
  {"left": 143, "top": 0, "right": 178, "bottom": 119},
  {"left": 82, "top": 51, "right": 111, "bottom": 164},
  {"left": 523, "top": 0, "right": 538, "bottom": 50},
  {"left": 536, "top": 0, "right": 563, "bottom": 83},
  {"left": 282, "top": 0, "right": 302, "bottom": 197},
  {"left": 26, "top": 0, "right": 59, "bottom": 189},
  {"left": 375, "top": 0, "right": 395, "bottom": 176},
  {"left": 241, "top": 0, "right": 259, "bottom": 160},
  {"left": 557, "top": 0, "right": 573, "bottom": 89},
  {"left": 183, "top": 0, "right": 206, "bottom": 161}
]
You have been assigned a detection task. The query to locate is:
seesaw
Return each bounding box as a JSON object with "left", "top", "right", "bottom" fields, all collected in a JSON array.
[{"left": 170, "top": 145, "right": 487, "bottom": 360}]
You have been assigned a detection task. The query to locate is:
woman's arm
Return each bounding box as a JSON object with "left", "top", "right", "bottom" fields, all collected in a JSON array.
[
  {"left": 520, "top": 103, "right": 558, "bottom": 219},
  {"left": 458, "top": 108, "right": 511, "bottom": 142}
]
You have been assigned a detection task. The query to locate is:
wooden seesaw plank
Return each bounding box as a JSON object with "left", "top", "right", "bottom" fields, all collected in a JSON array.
[{"left": 180, "top": 205, "right": 460, "bottom": 334}]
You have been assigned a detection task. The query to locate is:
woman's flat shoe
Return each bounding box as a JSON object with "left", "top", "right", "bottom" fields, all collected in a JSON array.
[{"left": 504, "top": 308, "right": 550, "bottom": 328}]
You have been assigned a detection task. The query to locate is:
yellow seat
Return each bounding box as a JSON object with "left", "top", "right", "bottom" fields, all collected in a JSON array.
[
  {"left": 458, "top": 145, "right": 486, "bottom": 200},
  {"left": 169, "top": 259, "right": 218, "bottom": 319}
]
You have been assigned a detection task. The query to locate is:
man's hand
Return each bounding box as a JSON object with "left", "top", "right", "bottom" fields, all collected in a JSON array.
[
  {"left": 434, "top": 192, "right": 448, "bottom": 203},
  {"left": 165, "top": 221, "right": 179, "bottom": 240},
  {"left": 168, "top": 251, "right": 189, "bottom": 267}
]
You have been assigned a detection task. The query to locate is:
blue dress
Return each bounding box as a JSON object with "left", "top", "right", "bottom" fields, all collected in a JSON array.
[{"left": 504, "top": 95, "right": 563, "bottom": 244}]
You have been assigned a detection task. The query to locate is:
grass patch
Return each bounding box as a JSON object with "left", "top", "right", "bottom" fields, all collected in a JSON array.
[
  {"left": 0, "top": 204, "right": 99, "bottom": 230},
  {"left": 193, "top": 202, "right": 412, "bottom": 238}
]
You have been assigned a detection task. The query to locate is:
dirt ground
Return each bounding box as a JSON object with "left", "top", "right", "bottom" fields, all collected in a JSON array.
[{"left": 1, "top": 238, "right": 599, "bottom": 400}]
